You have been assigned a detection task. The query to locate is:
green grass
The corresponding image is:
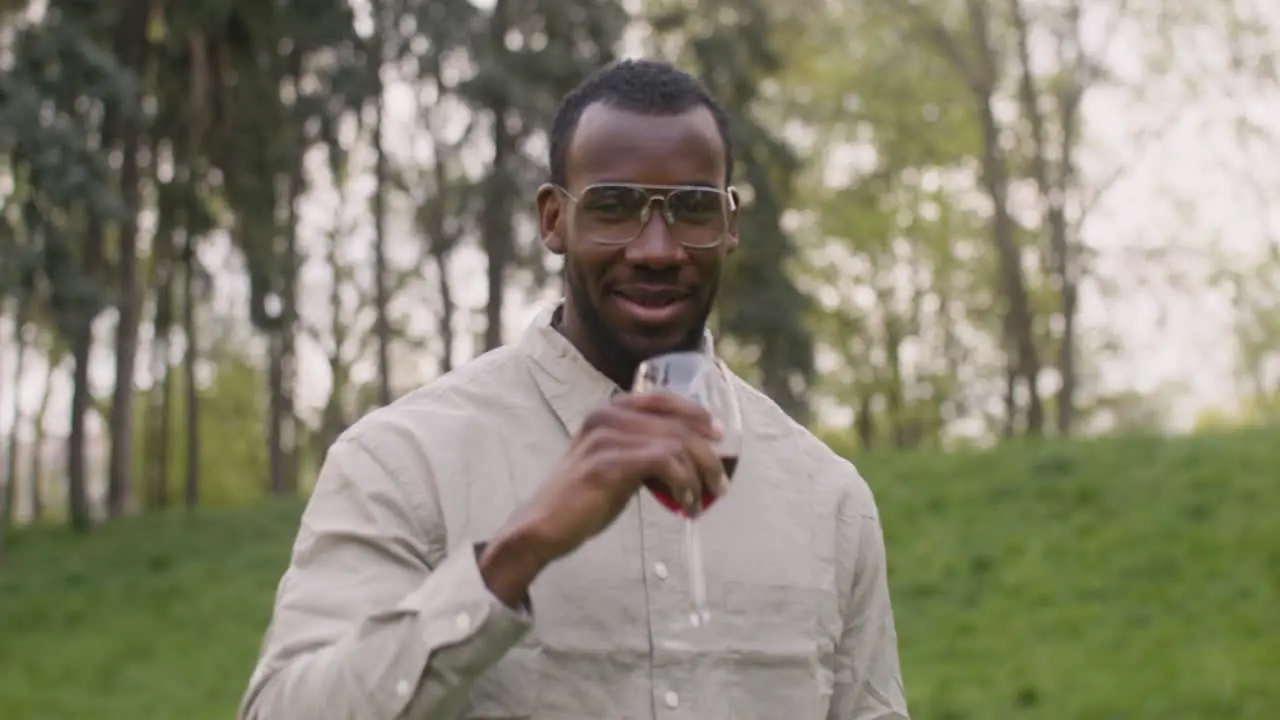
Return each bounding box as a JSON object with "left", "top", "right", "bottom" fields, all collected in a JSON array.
[
  {"left": 2, "top": 428, "right": 1278, "bottom": 719},
  {"left": 0, "top": 501, "right": 301, "bottom": 720}
]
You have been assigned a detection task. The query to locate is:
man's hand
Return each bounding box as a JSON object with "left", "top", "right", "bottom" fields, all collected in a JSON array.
[{"left": 479, "top": 392, "right": 723, "bottom": 606}]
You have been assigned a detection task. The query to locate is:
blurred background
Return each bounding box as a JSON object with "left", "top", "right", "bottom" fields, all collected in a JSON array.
[{"left": 0, "top": 0, "right": 1277, "bottom": 718}]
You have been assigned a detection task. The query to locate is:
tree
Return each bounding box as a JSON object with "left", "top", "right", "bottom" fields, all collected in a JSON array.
[
  {"left": 0, "top": 2, "right": 140, "bottom": 532},
  {"left": 646, "top": 0, "right": 817, "bottom": 421}
]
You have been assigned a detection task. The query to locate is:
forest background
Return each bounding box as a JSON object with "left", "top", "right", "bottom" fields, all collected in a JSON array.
[{"left": 1, "top": 0, "right": 1277, "bottom": 718}]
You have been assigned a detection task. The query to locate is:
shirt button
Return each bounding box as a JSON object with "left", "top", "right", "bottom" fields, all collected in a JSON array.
[
  {"left": 654, "top": 562, "right": 669, "bottom": 580},
  {"left": 663, "top": 690, "right": 679, "bottom": 709},
  {"left": 394, "top": 679, "right": 411, "bottom": 697},
  {"left": 455, "top": 611, "right": 472, "bottom": 632}
]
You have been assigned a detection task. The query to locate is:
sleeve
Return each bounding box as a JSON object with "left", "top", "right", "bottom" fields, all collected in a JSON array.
[
  {"left": 827, "top": 481, "right": 910, "bottom": 719},
  {"left": 238, "top": 433, "right": 533, "bottom": 720}
]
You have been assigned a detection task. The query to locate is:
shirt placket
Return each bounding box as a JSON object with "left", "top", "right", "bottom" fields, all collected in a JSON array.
[{"left": 637, "top": 491, "right": 704, "bottom": 719}]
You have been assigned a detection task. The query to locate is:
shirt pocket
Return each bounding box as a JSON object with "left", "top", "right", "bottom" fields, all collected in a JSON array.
[{"left": 720, "top": 582, "right": 838, "bottom": 719}]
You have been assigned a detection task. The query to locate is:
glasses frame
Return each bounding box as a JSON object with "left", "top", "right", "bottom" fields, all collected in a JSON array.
[{"left": 552, "top": 182, "right": 739, "bottom": 249}]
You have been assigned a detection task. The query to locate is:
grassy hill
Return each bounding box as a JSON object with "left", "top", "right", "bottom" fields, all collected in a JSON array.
[{"left": 1, "top": 428, "right": 1277, "bottom": 719}]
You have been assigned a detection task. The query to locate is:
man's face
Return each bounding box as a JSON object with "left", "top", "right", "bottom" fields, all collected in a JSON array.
[{"left": 537, "top": 103, "right": 739, "bottom": 375}]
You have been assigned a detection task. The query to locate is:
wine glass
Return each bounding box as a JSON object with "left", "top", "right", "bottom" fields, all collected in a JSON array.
[{"left": 633, "top": 351, "right": 742, "bottom": 627}]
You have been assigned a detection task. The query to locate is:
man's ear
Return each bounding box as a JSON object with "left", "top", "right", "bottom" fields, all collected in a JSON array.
[
  {"left": 536, "top": 183, "right": 566, "bottom": 254},
  {"left": 724, "top": 186, "right": 742, "bottom": 254}
]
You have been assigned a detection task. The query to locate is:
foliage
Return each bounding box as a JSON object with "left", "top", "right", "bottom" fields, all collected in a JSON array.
[
  {"left": 129, "top": 357, "right": 271, "bottom": 508},
  {"left": 1, "top": 4, "right": 1278, "bottom": 716},
  {"left": 2, "top": 0, "right": 1277, "bottom": 526},
  {"left": 0, "top": 4, "right": 138, "bottom": 333},
  {"left": 646, "top": 0, "right": 817, "bottom": 421}
]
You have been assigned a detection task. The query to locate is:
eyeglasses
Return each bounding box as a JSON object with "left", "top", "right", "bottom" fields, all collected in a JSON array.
[{"left": 554, "top": 183, "right": 737, "bottom": 249}]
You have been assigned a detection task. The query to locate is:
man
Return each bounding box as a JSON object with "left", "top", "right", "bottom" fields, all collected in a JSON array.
[{"left": 240, "top": 59, "right": 909, "bottom": 719}]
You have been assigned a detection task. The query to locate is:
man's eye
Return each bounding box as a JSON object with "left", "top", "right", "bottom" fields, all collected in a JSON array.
[{"left": 586, "top": 190, "right": 641, "bottom": 213}]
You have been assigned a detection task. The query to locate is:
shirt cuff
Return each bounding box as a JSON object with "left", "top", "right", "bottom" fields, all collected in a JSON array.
[
  {"left": 395, "top": 543, "right": 533, "bottom": 674},
  {"left": 473, "top": 541, "right": 533, "bottom": 614}
]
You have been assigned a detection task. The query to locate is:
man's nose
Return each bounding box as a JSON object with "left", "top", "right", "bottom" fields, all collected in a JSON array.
[{"left": 624, "top": 209, "right": 687, "bottom": 267}]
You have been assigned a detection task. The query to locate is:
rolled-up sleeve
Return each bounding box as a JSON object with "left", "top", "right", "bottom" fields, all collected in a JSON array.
[
  {"left": 828, "top": 475, "right": 910, "bottom": 719},
  {"left": 239, "top": 434, "right": 532, "bottom": 720}
]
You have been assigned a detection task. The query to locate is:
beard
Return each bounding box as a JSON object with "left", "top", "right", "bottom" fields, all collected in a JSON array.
[{"left": 565, "top": 261, "right": 715, "bottom": 387}]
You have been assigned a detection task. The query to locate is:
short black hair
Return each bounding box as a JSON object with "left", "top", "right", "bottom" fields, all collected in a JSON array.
[{"left": 548, "top": 58, "right": 734, "bottom": 187}]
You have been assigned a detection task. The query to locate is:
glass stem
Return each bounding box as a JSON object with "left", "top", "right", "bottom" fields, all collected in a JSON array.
[{"left": 684, "top": 518, "right": 709, "bottom": 626}]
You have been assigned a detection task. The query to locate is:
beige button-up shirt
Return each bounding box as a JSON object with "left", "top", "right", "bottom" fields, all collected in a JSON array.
[{"left": 240, "top": 305, "right": 909, "bottom": 720}]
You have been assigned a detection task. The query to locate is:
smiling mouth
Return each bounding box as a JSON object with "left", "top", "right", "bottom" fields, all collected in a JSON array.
[
  {"left": 610, "top": 287, "right": 693, "bottom": 325},
  {"left": 612, "top": 288, "right": 690, "bottom": 307}
]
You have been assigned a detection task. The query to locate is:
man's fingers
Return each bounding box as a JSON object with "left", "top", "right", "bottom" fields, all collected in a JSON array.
[
  {"left": 576, "top": 399, "right": 722, "bottom": 516},
  {"left": 616, "top": 391, "right": 721, "bottom": 439},
  {"left": 635, "top": 439, "right": 701, "bottom": 514},
  {"left": 683, "top": 435, "right": 728, "bottom": 499}
]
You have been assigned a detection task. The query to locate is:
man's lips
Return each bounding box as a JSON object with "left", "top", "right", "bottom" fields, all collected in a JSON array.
[
  {"left": 610, "top": 285, "right": 693, "bottom": 325},
  {"left": 612, "top": 284, "right": 692, "bottom": 306}
]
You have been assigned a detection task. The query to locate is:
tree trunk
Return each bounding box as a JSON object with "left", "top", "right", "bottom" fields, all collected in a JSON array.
[
  {"left": 482, "top": 0, "right": 515, "bottom": 351},
  {"left": 281, "top": 191, "right": 301, "bottom": 492},
  {"left": 884, "top": 313, "right": 907, "bottom": 449},
  {"left": 428, "top": 142, "right": 457, "bottom": 374},
  {"left": 67, "top": 308, "right": 95, "bottom": 533},
  {"left": 975, "top": 96, "right": 1044, "bottom": 436},
  {"left": 372, "top": 5, "right": 393, "bottom": 404},
  {"left": 67, "top": 174, "right": 110, "bottom": 532},
  {"left": 0, "top": 296, "right": 31, "bottom": 554},
  {"left": 267, "top": 329, "right": 288, "bottom": 495},
  {"left": 936, "top": 199, "right": 965, "bottom": 421},
  {"left": 151, "top": 316, "right": 174, "bottom": 510},
  {"left": 106, "top": 0, "right": 154, "bottom": 517},
  {"left": 888, "top": 0, "right": 1046, "bottom": 437},
  {"left": 855, "top": 392, "right": 875, "bottom": 450},
  {"left": 28, "top": 355, "right": 55, "bottom": 523},
  {"left": 435, "top": 247, "right": 456, "bottom": 374},
  {"left": 181, "top": 220, "right": 201, "bottom": 510},
  {"left": 265, "top": 48, "right": 306, "bottom": 497},
  {"left": 1009, "top": 0, "right": 1084, "bottom": 435},
  {"left": 1053, "top": 70, "right": 1084, "bottom": 436},
  {"left": 106, "top": 123, "right": 142, "bottom": 517},
  {"left": 146, "top": 163, "right": 177, "bottom": 510},
  {"left": 1002, "top": 354, "right": 1019, "bottom": 437},
  {"left": 320, "top": 218, "right": 349, "bottom": 452}
]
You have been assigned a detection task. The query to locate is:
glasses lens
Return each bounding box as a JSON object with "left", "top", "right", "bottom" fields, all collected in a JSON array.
[
  {"left": 577, "top": 185, "right": 650, "bottom": 243},
  {"left": 666, "top": 188, "right": 728, "bottom": 247},
  {"left": 575, "top": 185, "right": 730, "bottom": 247}
]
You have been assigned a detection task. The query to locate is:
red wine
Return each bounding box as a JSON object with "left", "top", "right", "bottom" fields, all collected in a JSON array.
[{"left": 645, "top": 456, "right": 739, "bottom": 516}]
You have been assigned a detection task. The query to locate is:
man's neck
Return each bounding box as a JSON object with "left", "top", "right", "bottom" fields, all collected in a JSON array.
[{"left": 551, "top": 305, "right": 637, "bottom": 390}]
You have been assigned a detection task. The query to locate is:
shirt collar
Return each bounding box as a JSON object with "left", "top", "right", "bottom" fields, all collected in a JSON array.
[{"left": 518, "top": 300, "right": 719, "bottom": 436}]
